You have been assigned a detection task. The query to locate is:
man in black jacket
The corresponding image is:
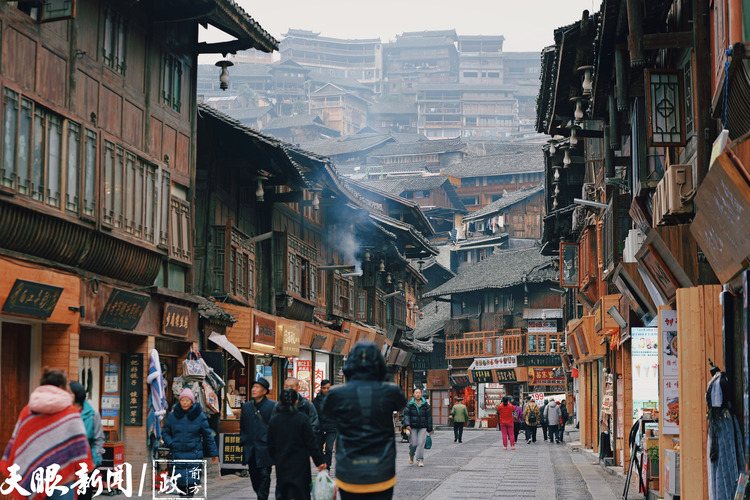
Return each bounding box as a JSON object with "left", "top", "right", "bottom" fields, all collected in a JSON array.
[
  {"left": 239, "top": 378, "right": 276, "bottom": 500},
  {"left": 271, "top": 376, "right": 320, "bottom": 435},
  {"left": 323, "top": 342, "right": 407, "bottom": 500},
  {"left": 312, "top": 378, "right": 336, "bottom": 471}
]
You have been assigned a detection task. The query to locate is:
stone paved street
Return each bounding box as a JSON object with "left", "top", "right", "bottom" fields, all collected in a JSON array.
[{"left": 201, "top": 428, "right": 643, "bottom": 499}]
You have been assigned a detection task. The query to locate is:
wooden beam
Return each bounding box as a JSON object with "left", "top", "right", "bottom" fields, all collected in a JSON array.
[
  {"left": 626, "top": 0, "right": 645, "bottom": 67},
  {"left": 238, "top": 231, "right": 273, "bottom": 247},
  {"left": 197, "top": 40, "right": 250, "bottom": 55},
  {"left": 642, "top": 32, "right": 694, "bottom": 50}
]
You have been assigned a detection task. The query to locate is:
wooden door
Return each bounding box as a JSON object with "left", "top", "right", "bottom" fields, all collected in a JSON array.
[{"left": 1, "top": 323, "right": 32, "bottom": 452}]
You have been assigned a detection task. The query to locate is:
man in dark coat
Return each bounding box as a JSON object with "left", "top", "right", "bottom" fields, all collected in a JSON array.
[
  {"left": 312, "top": 379, "right": 336, "bottom": 470},
  {"left": 323, "top": 342, "right": 407, "bottom": 500},
  {"left": 240, "top": 379, "right": 276, "bottom": 500},
  {"left": 271, "top": 377, "right": 320, "bottom": 434},
  {"left": 558, "top": 399, "right": 570, "bottom": 443},
  {"left": 540, "top": 399, "right": 550, "bottom": 441}
]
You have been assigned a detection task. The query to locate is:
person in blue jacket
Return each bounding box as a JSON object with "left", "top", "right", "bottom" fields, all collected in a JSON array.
[
  {"left": 162, "top": 389, "right": 218, "bottom": 497},
  {"left": 240, "top": 378, "right": 276, "bottom": 500}
]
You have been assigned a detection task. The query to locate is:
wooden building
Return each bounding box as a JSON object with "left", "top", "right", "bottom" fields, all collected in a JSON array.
[
  {"left": 0, "top": 0, "right": 277, "bottom": 477},
  {"left": 462, "top": 183, "right": 545, "bottom": 240},
  {"left": 309, "top": 83, "right": 369, "bottom": 136}
]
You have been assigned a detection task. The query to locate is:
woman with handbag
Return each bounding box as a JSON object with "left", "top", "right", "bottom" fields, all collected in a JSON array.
[
  {"left": 162, "top": 389, "right": 218, "bottom": 497},
  {"left": 403, "top": 388, "right": 433, "bottom": 467}
]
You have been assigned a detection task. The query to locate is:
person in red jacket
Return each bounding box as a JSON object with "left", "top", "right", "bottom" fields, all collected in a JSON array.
[{"left": 496, "top": 396, "right": 516, "bottom": 450}]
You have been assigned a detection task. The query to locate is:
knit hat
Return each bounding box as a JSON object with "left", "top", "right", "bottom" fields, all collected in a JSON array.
[
  {"left": 69, "top": 381, "right": 86, "bottom": 405},
  {"left": 179, "top": 388, "right": 195, "bottom": 403}
]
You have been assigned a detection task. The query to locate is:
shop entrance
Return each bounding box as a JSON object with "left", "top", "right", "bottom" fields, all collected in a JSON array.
[{"left": 0, "top": 322, "right": 38, "bottom": 451}]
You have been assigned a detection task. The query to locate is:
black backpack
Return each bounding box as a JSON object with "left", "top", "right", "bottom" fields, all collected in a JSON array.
[{"left": 527, "top": 406, "right": 537, "bottom": 425}]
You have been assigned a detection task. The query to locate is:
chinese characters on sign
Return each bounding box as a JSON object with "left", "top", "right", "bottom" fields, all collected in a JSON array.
[
  {"left": 660, "top": 309, "right": 679, "bottom": 434},
  {"left": 495, "top": 369, "right": 517, "bottom": 382},
  {"left": 631, "top": 327, "right": 659, "bottom": 420},
  {"left": 471, "top": 370, "right": 493, "bottom": 383},
  {"left": 163, "top": 304, "right": 190, "bottom": 337},
  {"left": 153, "top": 459, "right": 207, "bottom": 499},
  {"left": 253, "top": 315, "right": 276, "bottom": 348},
  {"left": 2, "top": 279, "right": 63, "bottom": 318},
  {"left": 527, "top": 320, "right": 557, "bottom": 333},
  {"left": 296, "top": 360, "right": 311, "bottom": 400},
  {"left": 219, "top": 434, "right": 244, "bottom": 470},
  {"left": 471, "top": 356, "right": 517, "bottom": 369},
  {"left": 98, "top": 289, "right": 150, "bottom": 330},
  {"left": 123, "top": 354, "right": 143, "bottom": 426},
  {"left": 277, "top": 321, "right": 301, "bottom": 357},
  {"left": 528, "top": 368, "right": 566, "bottom": 386}
]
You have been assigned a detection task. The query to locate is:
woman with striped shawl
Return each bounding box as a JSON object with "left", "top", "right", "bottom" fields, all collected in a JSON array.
[{"left": 1, "top": 367, "right": 93, "bottom": 499}]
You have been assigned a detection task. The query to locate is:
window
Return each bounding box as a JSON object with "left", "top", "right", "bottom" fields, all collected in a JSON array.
[
  {"left": 528, "top": 334, "right": 537, "bottom": 353},
  {"left": 103, "top": 8, "right": 127, "bottom": 75},
  {"left": 15, "top": 0, "right": 76, "bottom": 22},
  {"left": 488, "top": 72, "right": 500, "bottom": 78},
  {"left": 170, "top": 197, "right": 191, "bottom": 261},
  {"left": 463, "top": 71, "right": 478, "bottom": 78},
  {"left": 404, "top": 191, "right": 414, "bottom": 199},
  {"left": 65, "top": 123, "right": 80, "bottom": 212},
  {"left": 159, "top": 171, "right": 170, "bottom": 246},
  {"left": 212, "top": 225, "right": 254, "bottom": 303},
  {"left": 423, "top": 191, "right": 430, "bottom": 198},
  {"left": 162, "top": 53, "right": 183, "bottom": 112},
  {"left": 356, "top": 290, "right": 367, "bottom": 321}
]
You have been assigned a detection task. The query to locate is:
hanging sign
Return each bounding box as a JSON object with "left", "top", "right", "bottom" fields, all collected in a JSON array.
[
  {"left": 495, "top": 369, "right": 518, "bottom": 383},
  {"left": 2, "top": 279, "right": 63, "bottom": 318},
  {"left": 219, "top": 434, "right": 245, "bottom": 470},
  {"left": 528, "top": 367, "right": 566, "bottom": 386},
  {"left": 98, "top": 288, "right": 149, "bottom": 330},
  {"left": 253, "top": 314, "right": 276, "bottom": 349},
  {"left": 471, "top": 369, "right": 493, "bottom": 383},
  {"left": 470, "top": 356, "right": 517, "bottom": 369},
  {"left": 527, "top": 320, "right": 557, "bottom": 333}
]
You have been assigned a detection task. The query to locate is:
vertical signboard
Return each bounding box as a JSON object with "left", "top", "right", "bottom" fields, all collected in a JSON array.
[
  {"left": 660, "top": 309, "right": 679, "bottom": 434},
  {"left": 123, "top": 353, "right": 143, "bottom": 426},
  {"left": 631, "top": 327, "right": 659, "bottom": 420}
]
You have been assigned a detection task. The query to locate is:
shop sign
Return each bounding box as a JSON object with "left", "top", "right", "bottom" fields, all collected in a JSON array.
[
  {"left": 471, "top": 369, "right": 493, "bottom": 383},
  {"left": 277, "top": 320, "right": 301, "bottom": 357},
  {"left": 98, "top": 288, "right": 150, "bottom": 330},
  {"left": 495, "top": 369, "right": 517, "bottom": 382},
  {"left": 593, "top": 298, "right": 603, "bottom": 332},
  {"left": 527, "top": 320, "right": 556, "bottom": 333},
  {"left": 471, "top": 355, "right": 517, "bottom": 369},
  {"left": 524, "top": 355, "right": 563, "bottom": 367},
  {"left": 331, "top": 338, "right": 347, "bottom": 354},
  {"left": 219, "top": 434, "right": 245, "bottom": 470},
  {"left": 450, "top": 375, "right": 471, "bottom": 386},
  {"left": 163, "top": 303, "right": 190, "bottom": 337},
  {"left": 2, "top": 279, "right": 63, "bottom": 319},
  {"left": 660, "top": 309, "right": 679, "bottom": 434},
  {"left": 310, "top": 334, "right": 327, "bottom": 350},
  {"left": 123, "top": 353, "right": 143, "bottom": 426},
  {"left": 253, "top": 315, "right": 276, "bottom": 349},
  {"left": 427, "top": 369, "right": 449, "bottom": 389},
  {"left": 528, "top": 368, "right": 565, "bottom": 386},
  {"left": 529, "top": 392, "right": 545, "bottom": 405}
]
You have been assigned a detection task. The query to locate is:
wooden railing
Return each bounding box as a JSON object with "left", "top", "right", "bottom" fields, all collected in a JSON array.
[{"left": 446, "top": 333, "right": 524, "bottom": 359}]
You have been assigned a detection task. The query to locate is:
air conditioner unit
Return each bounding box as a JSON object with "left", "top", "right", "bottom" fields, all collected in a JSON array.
[{"left": 654, "top": 164, "right": 693, "bottom": 225}]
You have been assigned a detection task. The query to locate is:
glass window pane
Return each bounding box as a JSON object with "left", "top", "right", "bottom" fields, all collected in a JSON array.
[
  {"left": 144, "top": 164, "right": 156, "bottom": 241},
  {"left": 103, "top": 141, "right": 114, "bottom": 224},
  {"left": 18, "top": 99, "right": 32, "bottom": 194},
  {"left": 66, "top": 122, "right": 80, "bottom": 212},
  {"left": 159, "top": 172, "right": 169, "bottom": 246},
  {"left": 125, "top": 153, "right": 135, "bottom": 231},
  {"left": 32, "top": 108, "right": 44, "bottom": 201},
  {"left": 116, "top": 19, "right": 127, "bottom": 74},
  {"left": 134, "top": 163, "right": 143, "bottom": 237},
  {"left": 46, "top": 114, "right": 62, "bottom": 207},
  {"left": 2, "top": 89, "right": 18, "bottom": 189},
  {"left": 83, "top": 130, "right": 96, "bottom": 216},
  {"left": 114, "top": 147, "right": 123, "bottom": 227}
]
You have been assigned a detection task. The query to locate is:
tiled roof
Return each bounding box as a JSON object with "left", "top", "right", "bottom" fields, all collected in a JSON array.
[
  {"left": 440, "top": 145, "right": 544, "bottom": 178},
  {"left": 263, "top": 114, "right": 325, "bottom": 131},
  {"left": 369, "top": 138, "right": 466, "bottom": 157},
  {"left": 463, "top": 183, "right": 544, "bottom": 221},
  {"left": 389, "top": 36, "right": 457, "bottom": 49},
  {"left": 412, "top": 300, "right": 451, "bottom": 340},
  {"left": 424, "top": 246, "right": 557, "bottom": 298},
  {"left": 308, "top": 72, "right": 372, "bottom": 92},
  {"left": 301, "top": 133, "right": 395, "bottom": 157},
  {"left": 368, "top": 102, "right": 418, "bottom": 115},
  {"left": 359, "top": 176, "right": 450, "bottom": 195},
  {"left": 224, "top": 106, "right": 274, "bottom": 121},
  {"left": 417, "top": 83, "right": 517, "bottom": 93},
  {"left": 210, "top": 0, "right": 278, "bottom": 52}
]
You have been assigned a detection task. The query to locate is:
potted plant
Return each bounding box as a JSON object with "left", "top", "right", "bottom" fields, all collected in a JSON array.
[{"left": 646, "top": 445, "right": 660, "bottom": 490}]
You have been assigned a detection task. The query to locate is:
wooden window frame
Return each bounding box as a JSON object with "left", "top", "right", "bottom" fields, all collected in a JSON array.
[{"left": 212, "top": 225, "right": 255, "bottom": 305}]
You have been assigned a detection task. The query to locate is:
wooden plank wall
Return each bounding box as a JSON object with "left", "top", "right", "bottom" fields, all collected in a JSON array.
[
  {"left": 580, "top": 362, "right": 589, "bottom": 448},
  {"left": 621, "top": 342, "right": 633, "bottom": 473},
  {"left": 677, "top": 285, "right": 722, "bottom": 500}
]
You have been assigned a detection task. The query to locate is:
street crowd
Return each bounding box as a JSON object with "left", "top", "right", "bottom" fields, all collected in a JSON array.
[{"left": 1, "top": 342, "right": 570, "bottom": 500}]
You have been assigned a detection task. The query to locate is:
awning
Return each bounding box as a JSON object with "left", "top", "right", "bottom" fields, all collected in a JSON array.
[
  {"left": 208, "top": 331, "right": 245, "bottom": 366},
  {"left": 450, "top": 374, "right": 472, "bottom": 386}
]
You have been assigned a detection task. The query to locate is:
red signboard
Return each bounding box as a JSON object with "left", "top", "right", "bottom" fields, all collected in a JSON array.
[
  {"left": 528, "top": 367, "right": 566, "bottom": 386},
  {"left": 254, "top": 315, "right": 276, "bottom": 348}
]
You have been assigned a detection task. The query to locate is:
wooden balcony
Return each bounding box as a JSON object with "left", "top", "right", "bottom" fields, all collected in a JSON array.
[{"left": 446, "top": 332, "right": 524, "bottom": 358}]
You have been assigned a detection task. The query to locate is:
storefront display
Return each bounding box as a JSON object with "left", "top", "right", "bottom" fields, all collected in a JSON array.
[
  {"left": 631, "top": 327, "right": 659, "bottom": 420},
  {"left": 483, "top": 383, "right": 505, "bottom": 412}
]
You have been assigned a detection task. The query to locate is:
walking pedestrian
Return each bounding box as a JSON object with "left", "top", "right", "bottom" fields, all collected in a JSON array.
[
  {"left": 523, "top": 396, "right": 541, "bottom": 443},
  {"left": 1, "top": 367, "right": 93, "bottom": 500},
  {"left": 322, "top": 342, "right": 407, "bottom": 500},
  {"left": 511, "top": 397, "right": 523, "bottom": 443},
  {"left": 272, "top": 377, "right": 320, "bottom": 434},
  {"left": 268, "top": 389, "right": 326, "bottom": 500},
  {"left": 162, "top": 388, "right": 218, "bottom": 497},
  {"left": 450, "top": 397, "right": 469, "bottom": 443},
  {"left": 496, "top": 396, "right": 516, "bottom": 450},
  {"left": 70, "top": 381, "right": 105, "bottom": 500},
  {"left": 558, "top": 400, "right": 570, "bottom": 443},
  {"left": 312, "top": 378, "right": 336, "bottom": 471},
  {"left": 540, "top": 399, "right": 550, "bottom": 441},
  {"left": 404, "top": 388, "right": 433, "bottom": 467},
  {"left": 240, "top": 378, "right": 276, "bottom": 500},
  {"left": 544, "top": 399, "right": 562, "bottom": 444}
]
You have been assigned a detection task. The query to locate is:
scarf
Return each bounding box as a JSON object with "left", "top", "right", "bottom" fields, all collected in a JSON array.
[{"left": 1, "top": 385, "right": 93, "bottom": 499}]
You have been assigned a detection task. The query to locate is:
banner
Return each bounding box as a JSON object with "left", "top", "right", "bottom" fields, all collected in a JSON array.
[
  {"left": 632, "top": 327, "right": 659, "bottom": 420},
  {"left": 528, "top": 367, "right": 565, "bottom": 386},
  {"left": 527, "top": 320, "right": 557, "bottom": 333},
  {"left": 660, "top": 310, "right": 679, "bottom": 434},
  {"left": 469, "top": 356, "right": 517, "bottom": 370}
]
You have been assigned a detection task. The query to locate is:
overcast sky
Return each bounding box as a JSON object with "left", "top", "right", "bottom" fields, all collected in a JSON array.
[{"left": 199, "top": 0, "right": 597, "bottom": 63}]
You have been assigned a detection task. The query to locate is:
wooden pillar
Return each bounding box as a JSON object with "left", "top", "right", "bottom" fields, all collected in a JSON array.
[
  {"left": 626, "top": 0, "right": 645, "bottom": 67},
  {"left": 677, "top": 285, "right": 723, "bottom": 500},
  {"left": 591, "top": 361, "right": 599, "bottom": 453},
  {"left": 693, "top": 0, "right": 712, "bottom": 186},
  {"left": 581, "top": 362, "right": 589, "bottom": 448}
]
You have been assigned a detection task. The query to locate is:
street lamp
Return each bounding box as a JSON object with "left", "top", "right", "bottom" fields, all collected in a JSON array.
[{"left": 215, "top": 59, "right": 234, "bottom": 91}]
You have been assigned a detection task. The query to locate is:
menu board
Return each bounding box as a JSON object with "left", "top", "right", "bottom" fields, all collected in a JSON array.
[
  {"left": 631, "top": 327, "right": 659, "bottom": 420},
  {"left": 660, "top": 309, "right": 679, "bottom": 434},
  {"left": 123, "top": 353, "right": 143, "bottom": 426}
]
